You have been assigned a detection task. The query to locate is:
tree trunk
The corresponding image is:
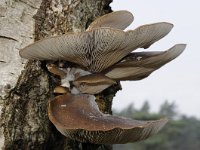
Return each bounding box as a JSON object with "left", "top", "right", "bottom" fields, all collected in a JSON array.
[{"left": 0, "top": 0, "right": 121, "bottom": 149}]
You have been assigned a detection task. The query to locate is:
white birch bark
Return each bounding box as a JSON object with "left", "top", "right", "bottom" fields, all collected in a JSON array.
[{"left": 0, "top": 0, "right": 42, "bottom": 147}]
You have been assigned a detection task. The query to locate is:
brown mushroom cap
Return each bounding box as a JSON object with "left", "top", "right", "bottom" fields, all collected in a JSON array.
[
  {"left": 87, "top": 10, "right": 134, "bottom": 31},
  {"left": 20, "top": 22, "right": 173, "bottom": 73},
  {"left": 46, "top": 64, "right": 67, "bottom": 78},
  {"left": 48, "top": 94, "right": 168, "bottom": 144},
  {"left": 54, "top": 86, "right": 69, "bottom": 94},
  {"left": 73, "top": 74, "right": 116, "bottom": 94},
  {"left": 105, "top": 44, "right": 186, "bottom": 81}
]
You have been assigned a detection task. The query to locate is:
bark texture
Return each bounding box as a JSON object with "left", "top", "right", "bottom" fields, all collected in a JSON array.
[
  {"left": 0, "top": 0, "right": 41, "bottom": 99},
  {"left": 0, "top": 0, "right": 42, "bottom": 148},
  {"left": 1, "top": 0, "right": 120, "bottom": 149}
]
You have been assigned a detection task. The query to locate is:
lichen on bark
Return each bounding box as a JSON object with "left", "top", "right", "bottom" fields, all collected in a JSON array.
[{"left": 1, "top": 0, "right": 120, "bottom": 149}]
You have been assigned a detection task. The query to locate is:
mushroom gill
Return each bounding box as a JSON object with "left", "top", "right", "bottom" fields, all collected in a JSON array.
[
  {"left": 105, "top": 44, "right": 186, "bottom": 81},
  {"left": 48, "top": 94, "right": 168, "bottom": 144},
  {"left": 20, "top": 11, "right": 173, "bottom": 73}
]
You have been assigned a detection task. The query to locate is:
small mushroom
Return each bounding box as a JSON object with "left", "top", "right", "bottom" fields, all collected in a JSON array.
[
  {"left": 105, "top": 44, "right": 186, "bottom": 80},
  {"left": 54, "top": 86, "right": 69, "bottom": 94},
  {"left": 86, "top": 10, "right": 134, "bottom": 31},
  {"left": 48, "top": 94, "right": 168, "bottom": 144},
  {"left": 46, "top": 64, "right": 67, "bottom": 78},
  {"left": 73, "top": 74, "right": 116, "bottom": 94}
]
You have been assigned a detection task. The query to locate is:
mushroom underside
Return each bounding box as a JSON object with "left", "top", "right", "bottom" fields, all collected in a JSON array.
[
  {"left": 48, "top": 94, "right": 168, "bottom": 144},
  {"left": 20, "top": 22, "right": 173, "bottom": 73},
  {"left": 105, "top": 44, "right": 186, "bottom": 81}
]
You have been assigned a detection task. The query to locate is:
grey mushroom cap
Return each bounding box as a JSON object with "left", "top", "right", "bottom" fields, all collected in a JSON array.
[
  {"left": 87, "top": 10, "right": 134, "bottom": 31},
  {"left": 20, "top": 22, "right": 173, "bottom": 73},
  {"left": 105, "top": 44, "right": 186, "bottom": 81},
  {"left": 48, "top": 94, "right": 168, "bottom": 144}
]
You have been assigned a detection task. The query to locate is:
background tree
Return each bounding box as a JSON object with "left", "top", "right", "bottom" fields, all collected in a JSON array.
[
  {"left": 114, "top": 101, "right": 200, "bottom": 150},
  {"left": 140, "top": 101, "right": 150, "bottom": 114},
  {"left": 159, "top": 101, "right": 177, "bottom": 119}
]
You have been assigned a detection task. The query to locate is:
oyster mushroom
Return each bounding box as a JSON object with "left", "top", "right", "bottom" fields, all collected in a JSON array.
[
  {"left": 19, "top": 10, "right": 186, "bottom": 144},
  {"left": 20, "top": 11, "right": 173, "bottom": 72},
  {"left": 105, "top": 44, "right": 186, "bottom": 80},
  {"left": 48, "top": 94, "right": 168, "bottom": 144},
  {"left": 73, "top": 74, "right": 116, "bottom": 94}
]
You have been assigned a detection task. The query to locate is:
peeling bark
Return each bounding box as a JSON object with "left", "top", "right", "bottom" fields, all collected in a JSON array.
[{"left": 1, "top": 0, "right": 120, "bottom": 149}]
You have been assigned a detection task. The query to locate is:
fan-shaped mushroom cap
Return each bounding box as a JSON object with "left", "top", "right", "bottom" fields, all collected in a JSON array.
[
  {"left": 73, "top": 74, "right": 116, "bottom": 94},
  {"left": 87, "top": 10, "right": 134, "bottom": 31},
  {"left": 120, "top": 22, "right": 173, "bottom": 50},
  {"left": 48, "top": 94, "right": 168, "bottom": 144},
  {"left": 20, "top": 23, "right": 173, "bottom": 72},
  {"left": 20, "top": 28, "right": 124, "bottom": 72},
  {"left": 105, "top": 44, "right": 186, "bottom": 80}
]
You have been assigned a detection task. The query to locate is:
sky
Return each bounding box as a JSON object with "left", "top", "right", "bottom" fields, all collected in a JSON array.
[{"left": 111, "top": 0, "right": 200, "bottom": 118}]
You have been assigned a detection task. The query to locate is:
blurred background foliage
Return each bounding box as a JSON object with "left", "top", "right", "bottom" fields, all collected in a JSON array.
[{"left": 113, "top": 100, "right": 200, "bottom": 150}]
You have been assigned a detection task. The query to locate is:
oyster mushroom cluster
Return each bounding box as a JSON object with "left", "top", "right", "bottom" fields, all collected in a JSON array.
[{"left": 20, "top": 11, "right": 186, "bottom": 144}]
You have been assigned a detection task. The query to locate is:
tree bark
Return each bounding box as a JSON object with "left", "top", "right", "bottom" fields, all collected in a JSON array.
[{"left": 1, "top": 0, "right": 121, "bottom": 149}]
